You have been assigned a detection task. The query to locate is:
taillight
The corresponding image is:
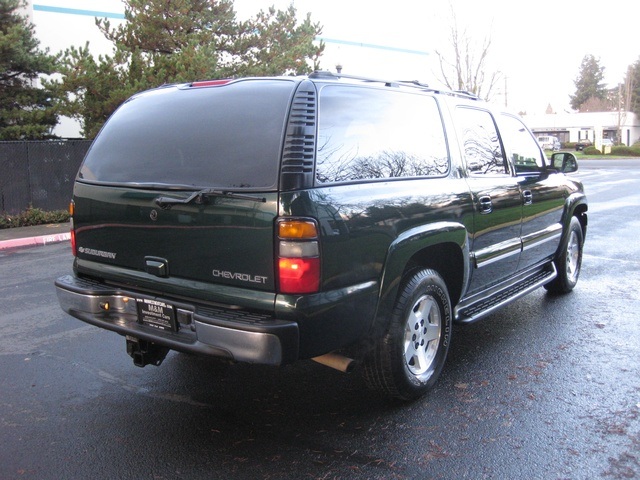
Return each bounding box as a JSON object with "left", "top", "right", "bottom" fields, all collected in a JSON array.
[
  {"left": 277, "top": 219, "right": 320, "bottom": 294},
  {"left": 69, "top": 200, "right": 76, "bottom": 256}
]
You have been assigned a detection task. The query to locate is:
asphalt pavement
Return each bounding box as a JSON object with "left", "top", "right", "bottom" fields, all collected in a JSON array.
[
  {"left": 0, "top": 222, "right": 71, "bottom": 250},
  {"left": 1, "top": 162, "right": 639, "bottom": 479}
]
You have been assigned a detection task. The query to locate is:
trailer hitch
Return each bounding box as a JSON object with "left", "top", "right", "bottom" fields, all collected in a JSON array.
[{"left": 126, "top": 337, "right": 169, "bottom": 367}]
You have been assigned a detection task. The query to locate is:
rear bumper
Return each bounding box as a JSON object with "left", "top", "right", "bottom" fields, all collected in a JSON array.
[{"left": 55, "top": 274, "right": 299, "bottom": 365}]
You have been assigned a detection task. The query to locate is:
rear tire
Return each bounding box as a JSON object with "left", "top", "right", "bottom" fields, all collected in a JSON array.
[
  {"left": 364, "top": 269, "right": 452, "bottom": 401},
  {"left": 545, "top": 216, "right": 583, "bottom": 294}
]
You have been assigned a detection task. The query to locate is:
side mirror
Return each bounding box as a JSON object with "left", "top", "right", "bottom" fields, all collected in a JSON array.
[{"left": 550, "top": 152, "right": 579, "bottom": 174}]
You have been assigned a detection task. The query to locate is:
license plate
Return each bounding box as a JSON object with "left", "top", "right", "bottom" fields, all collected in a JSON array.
[{"left": 136, "top": 298, "right": 177, "bottom": 332}]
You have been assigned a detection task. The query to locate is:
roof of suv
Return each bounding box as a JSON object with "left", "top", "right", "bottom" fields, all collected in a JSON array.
[
  {"left": 79, "top": 72, "right": 488, "bottom": 193},
  {"left": 306, "top": 71, "right": 481, "bottom": 101}
]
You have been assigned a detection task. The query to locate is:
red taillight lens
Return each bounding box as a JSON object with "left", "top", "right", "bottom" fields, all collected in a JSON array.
[
  {"left": 278, "top": 257, "right": 320, "bottom": 294},
  {"left": 277, "top": 219, "right": 320, "bottom": 295},
  {"left": 70, "top": 229, "right": 77, "bottom": 256},
  {"left": 69, "top": 201, "right": 76, "bottom": 256}
]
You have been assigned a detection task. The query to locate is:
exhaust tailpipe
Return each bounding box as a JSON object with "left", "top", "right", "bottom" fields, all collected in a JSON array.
[{"left": 311, "top": 352, "right": 355, "bottom": 373}]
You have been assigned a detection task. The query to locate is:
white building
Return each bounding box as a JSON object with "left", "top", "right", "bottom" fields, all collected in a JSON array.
[
  {"left": 524, "top": 111, "right": 640, "bottom": 149},
  {"left": 24, "top": 1, "right": 125, "bottom": 137}
]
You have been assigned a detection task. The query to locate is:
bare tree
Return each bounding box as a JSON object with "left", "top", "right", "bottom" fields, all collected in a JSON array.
[
  {"left": 434, "top": 5, "right": 501, "bottom": 101},
  {"left": 615, "top": 67, "right": 635, "bottom": 144},
  {"left": 579, "top": 96, "right": 614, "bottom": 113}
]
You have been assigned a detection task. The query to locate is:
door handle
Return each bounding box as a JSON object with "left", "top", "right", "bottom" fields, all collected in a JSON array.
[
  {"left": 478, "top": 195, "right": 493, "bottom": 214},
  {"left": 522, "top": 190, "right": 533, "bottom": 205}
]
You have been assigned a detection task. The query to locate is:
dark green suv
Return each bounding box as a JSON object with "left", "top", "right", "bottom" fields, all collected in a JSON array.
[{"left": 55, "top": 72, "right": 588, "bottom": 400}]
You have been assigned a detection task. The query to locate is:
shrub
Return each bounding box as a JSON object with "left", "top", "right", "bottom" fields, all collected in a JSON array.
[
  {"left": 582, "top": 146, "right": 601, "bottom": 155},
  {"left": 611, "top": 145, "right": 640, "bottom": 157},
  {"left": 0, "top": 206, "right": 70, "bottom": 229}
]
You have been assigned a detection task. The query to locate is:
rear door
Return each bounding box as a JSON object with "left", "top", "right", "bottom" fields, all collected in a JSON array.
[{"left": 73, "top": 184, "right": 279, "bottom": 292}]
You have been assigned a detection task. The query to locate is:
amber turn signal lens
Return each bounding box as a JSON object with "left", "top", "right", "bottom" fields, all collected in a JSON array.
[{"left": 278, "top": 220, "right": 317, "bottom": 239}]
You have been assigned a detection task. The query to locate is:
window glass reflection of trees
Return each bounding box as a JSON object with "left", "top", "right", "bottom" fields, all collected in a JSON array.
[
  {"left": 316, "top": 87, "right": 449, "bottom": 184},
  {"left": 456, "top": 107, "right": 507, "bottom": 175}
]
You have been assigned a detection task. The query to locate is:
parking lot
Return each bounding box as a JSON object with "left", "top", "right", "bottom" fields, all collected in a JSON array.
[{"left": 1, "top": 160, "right": 638, "bottom": 480}]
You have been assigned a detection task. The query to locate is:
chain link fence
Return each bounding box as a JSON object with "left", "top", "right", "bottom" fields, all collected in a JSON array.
[{"left": 0, "top": 140, "right": 91, "bottom": 214}]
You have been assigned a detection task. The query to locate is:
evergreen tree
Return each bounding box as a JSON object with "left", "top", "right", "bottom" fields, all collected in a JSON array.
[
  {"left": 0, "top": 0, "right": 58, "bottom": 139},
  {"left": 569, "top": 54, "right": 608, "bottom": 111},
  {"left": 626, "top": 57, "right": 640, "bottom": 119},
  {"left": 51, "top": 0, "right": 324, "bottom": 138}
]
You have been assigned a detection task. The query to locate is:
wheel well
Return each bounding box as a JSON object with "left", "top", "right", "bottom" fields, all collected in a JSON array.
[
  {"left": 574, "top": 204, "right": 588, "bottom": 237},
  {"left": 403, "top": 242, "right": 464, "bottom": 305}
]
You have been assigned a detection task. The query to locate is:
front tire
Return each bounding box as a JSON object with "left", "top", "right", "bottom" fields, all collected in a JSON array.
[
  {"left": 545, "top": 216, "right": 583, "bottom": 294},
  {"left": 364, "top": 269, "right": 452, "bottom": 401}
]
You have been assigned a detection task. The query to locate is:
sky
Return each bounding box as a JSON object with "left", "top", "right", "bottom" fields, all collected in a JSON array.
[
  {"left": 233, "top": 0, "right": 640, "bottom": 115},
  {"left": 30, "top": 0, "right": 640, "bottom": 116}
]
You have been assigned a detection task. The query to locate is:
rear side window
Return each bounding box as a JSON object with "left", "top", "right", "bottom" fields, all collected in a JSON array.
[
  {"left": 455, "top": 107, "right": 509, "bottom": 175},
  {"left": 315, "top": 86, "right": 449, "bottom": 184},
  {"left": 79, "top": 80, "right": 296, "bottom": 190}
]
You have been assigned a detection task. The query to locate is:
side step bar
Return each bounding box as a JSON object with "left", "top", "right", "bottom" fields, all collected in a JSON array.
[{"left": 455, "top": 264, "right": 557, "bottom": 324}]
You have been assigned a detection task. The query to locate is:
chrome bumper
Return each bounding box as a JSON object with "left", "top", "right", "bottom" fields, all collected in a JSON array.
[{"left": 55, "top": 275, "right": 299, "bottom": 365}]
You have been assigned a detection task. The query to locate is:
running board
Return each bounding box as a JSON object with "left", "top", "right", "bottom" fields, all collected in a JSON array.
[{"left": 455, "top": 264, "right": 557, "bottom": 324}]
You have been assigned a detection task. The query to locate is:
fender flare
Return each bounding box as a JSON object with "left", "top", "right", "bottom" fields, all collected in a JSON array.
[
  {"left": 561, "top": 192, "right": 588, "bottom": 243},
  {"left": 371, "top": 221, "right": 470, "bottom": 336}
]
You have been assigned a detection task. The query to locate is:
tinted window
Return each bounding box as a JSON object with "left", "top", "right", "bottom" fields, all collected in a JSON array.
[
  {"left": 456, "top": 107, "right": 508, "bottom": 175},
  {"left": 499, "top": 114, "right": 545, "bottom": 173},
  {"left": 79, "top": 80, "right": 296, "bottom": 190},
  {"left": 315, "top": 86, "right": 449, "bottom": 183}
]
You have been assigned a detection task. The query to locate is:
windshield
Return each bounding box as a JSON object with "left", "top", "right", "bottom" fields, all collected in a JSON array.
[{"left": 78, "top": 79, "right": 296, "bottom": 190}]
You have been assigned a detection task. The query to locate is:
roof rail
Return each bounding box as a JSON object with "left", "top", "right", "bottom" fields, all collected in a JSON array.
[
  {"left": 309, "top": 71, "right": 405, "bottom": 88},
  {"left": 309, "top": 71, "right": 480, "bottom": 100},
  {"left": 453, "top": 90, "right": 476, "bottom": 97}
]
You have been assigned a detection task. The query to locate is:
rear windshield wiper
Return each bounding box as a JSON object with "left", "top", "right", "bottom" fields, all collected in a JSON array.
[{"left": 155, "top": 189, "right": 266, "bottom": 209}]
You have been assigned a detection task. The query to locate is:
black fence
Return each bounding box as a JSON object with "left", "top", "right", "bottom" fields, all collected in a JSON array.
[{"left": 0, "top": 140, "right": 91, "bottom": 214}]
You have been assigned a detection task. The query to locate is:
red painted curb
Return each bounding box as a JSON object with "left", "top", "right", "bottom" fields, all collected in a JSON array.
[{"left": 0, "top": 232, "right": 71, "bottom": 251}]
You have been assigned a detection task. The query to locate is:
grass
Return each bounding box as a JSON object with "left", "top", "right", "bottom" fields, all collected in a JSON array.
[{"left": 547, "top": 150, "right": 639, "bottom": 160}]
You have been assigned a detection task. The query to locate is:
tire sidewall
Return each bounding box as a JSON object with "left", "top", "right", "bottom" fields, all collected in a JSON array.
[
  {"left": 552, "top": 216, "right": 583, "bottom": 293},
  {"left": 387, "top": 269, "right": 452, "bottom": 399}
]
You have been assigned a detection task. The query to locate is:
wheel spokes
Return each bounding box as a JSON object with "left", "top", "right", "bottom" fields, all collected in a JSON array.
[
  {"left": 404, "top": 294, "right": 442, "bottom": 375},
  {"left": 566, "top": 231, "right": 580, "bottom": 280}
]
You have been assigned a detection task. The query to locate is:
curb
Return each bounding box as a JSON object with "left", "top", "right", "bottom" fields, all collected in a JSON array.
[{"left": 0, "top": 232, "right": 71, "bottom": 251}]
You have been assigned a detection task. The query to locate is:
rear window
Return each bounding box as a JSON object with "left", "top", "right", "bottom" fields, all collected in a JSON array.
[
  {"left": 315, "top": 85, "right": 449, "bottom": 184},
  {"left": 78, "top": 79, "right": 296, "bottom": 190}
]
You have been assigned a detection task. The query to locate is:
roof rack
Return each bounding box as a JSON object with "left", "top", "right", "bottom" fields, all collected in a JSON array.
[
  {"left": 309, "top": 70, "right": 423, "bottom": 89},
  {"left": 309, "top": 71, "right": 480, "bottom": 101}
]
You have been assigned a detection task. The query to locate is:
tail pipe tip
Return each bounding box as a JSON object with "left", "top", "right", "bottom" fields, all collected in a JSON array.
[{"left": 311, "top": 352, "right": 355, "bottom": 373}]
